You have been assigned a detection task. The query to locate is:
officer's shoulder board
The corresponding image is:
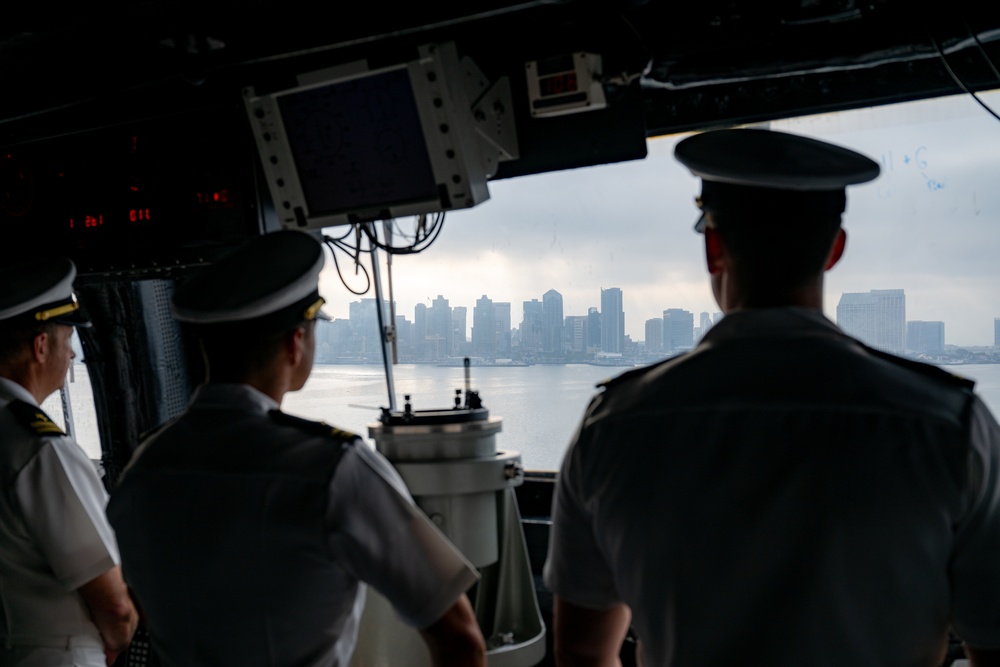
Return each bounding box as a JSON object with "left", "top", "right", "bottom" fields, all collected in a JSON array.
[
  {"left": 864, "top": 345, "right": 976, "bottom": 390},
  {"left": 268, "top": 410, "right": 359, "bottom": 443},
  {"left": 6, "top": 400, "right": 65, "bottom": 437},
  {"left": 597, "top": 352, "right": 690, "bottom": 391}
]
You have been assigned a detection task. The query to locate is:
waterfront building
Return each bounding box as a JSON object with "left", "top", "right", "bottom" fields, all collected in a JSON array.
[
  {"left": 906, "top": 320, "right": 945, "bottom": 355},
  {"left": 394, "top": 315, "right": 411, "bottom": 356},
  {"left": 663, "top": 308, "right": 694, "bottom": 353},
  {"left": 494, "top": 302, "right": 512, "bottom": 356},
  {"left": 473, "top": 295, "right": 496, "bottom": 360},
  {"left": 837, "top": 289, "right": 906, "bottom": 353},
  {"left": 995, "top": 317, "right": 1000, "bottom": 349},
  {"left": 542, "top": 289, "right": 563, "bottom": 355},
  {"left": 601, "top": 287, "right": 624, "bottom": 354},
  {"left": 565, "top": 315, "right": 589, "bottom": 353},
  {"left": 429, "top": 295, "right": 453, "bottom": 359},
  {"left": 587, "top": 307, "right": 602, "bottom": 352},
  {"left": 453, "top": 306, "right": 467, "bottom": 348},
  {"left": 645, "top": 318, "right": 663, "bottom": 354},
  {"left": 413, "top": 303, "right": 428, "bottom": 358},
  {"left": 521, "top": 299, "right": 544, "bottom": 354}
]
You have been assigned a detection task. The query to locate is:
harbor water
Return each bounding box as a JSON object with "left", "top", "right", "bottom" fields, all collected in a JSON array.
[{"left": 48, "top": 361, "right": 1000, "bottom": 472}]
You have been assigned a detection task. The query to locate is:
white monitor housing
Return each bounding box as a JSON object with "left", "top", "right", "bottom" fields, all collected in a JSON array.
[{"left": 244, "top": 42, "right": 516, "bottom": 230}]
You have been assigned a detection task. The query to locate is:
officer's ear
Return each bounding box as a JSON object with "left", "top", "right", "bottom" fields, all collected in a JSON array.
[
  {"left": 287, "top": 325, "right": 308, "bottom": 367},
  {"left": 31, "top": 330, "right": 49, "bottom": 364},
  {"left": 704, "top": 227, "right": 727, "bottom": 275},
  {"left": 824, "top": 228, "right": 847, "bottom": 271}
]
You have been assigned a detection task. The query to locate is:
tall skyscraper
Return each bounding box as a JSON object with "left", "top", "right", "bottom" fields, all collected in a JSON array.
[
  {"left": 662, "top": 308, "right": 694, "bottom": 353},
  {"left": 472, "top": 295, "right": 496, "bottom": 359},
  {"left": 837, "top": 289, "right": 906, "bottom": 353},
  {"left": 587, "top": 307, "right": 601, "bottom": 352},
  {"left": 429, "top": 295, "right": 453, "bottom": 358},
  {"left": 995, "top": 317, "right": 1000, "bottom": 349},
  {"left": 565, "top": 316, "right": 588, "bottom": 353},
  {"left": 645, "top": 318, "right": 663, "bottom": 354},
  {"left": 906, "top": 321, "right": 945, "bottom": 355},
  {"left": 494, "top": 302, "right": 511, "bottom": 356},
  {"left": 601, "top": 287, "right": 624, "bottom": 354},
  {"left": 394, "top": 315, "right": 411, "bottom": 352},
  {"left": 452, "top": 306, "right": 467, "bottom": 348},
  {"left": 542, "top": 289, "right": 563, "bottom": 355},
  {"left": 413, "top": 303, "right": 428, "bottom": 359},
  {"left": 521, "top": 299, "right": 544, "bottom": 354}
]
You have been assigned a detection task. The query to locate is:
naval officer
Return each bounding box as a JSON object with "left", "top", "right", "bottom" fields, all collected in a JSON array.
[
  {"left": 107, "top": 230, "right": 486, "bottom": 667},
  {"left": 0, "top": 258, "right": 138, "bottom": 666},
  {"left": 544, "top": 128, "right": 1000, "bottom": 666}
]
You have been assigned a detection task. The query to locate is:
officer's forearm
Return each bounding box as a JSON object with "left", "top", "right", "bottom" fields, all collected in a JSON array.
[{"left": 77, "top": 567, "right": 139, "bottom": 657}]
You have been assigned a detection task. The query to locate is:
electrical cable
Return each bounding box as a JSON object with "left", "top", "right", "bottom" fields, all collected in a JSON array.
[
  {"left": 928, "top": 26, "right": 1000, "bottom": 124},
  {"left": 321, "top": 234, "right": 371, "bottom": 296},
  {"left": 319, "top": 210, "right": 447, "bottom": 299}
]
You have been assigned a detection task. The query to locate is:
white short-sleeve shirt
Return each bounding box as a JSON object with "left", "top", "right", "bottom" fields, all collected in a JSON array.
[{"left": 0, "top": 377, "right": 118, "bottom": 660}]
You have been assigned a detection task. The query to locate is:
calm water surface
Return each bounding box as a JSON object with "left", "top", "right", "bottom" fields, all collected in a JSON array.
[{"left": 50, "top": 361, "right": 1000, "bottom": 471}]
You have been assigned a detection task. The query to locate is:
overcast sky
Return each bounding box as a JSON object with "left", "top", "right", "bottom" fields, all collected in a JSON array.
[{"left": 318, "top": 91, "right": 1000, "bottom": 347}]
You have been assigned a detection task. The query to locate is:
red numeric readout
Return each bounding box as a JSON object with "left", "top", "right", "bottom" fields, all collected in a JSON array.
[
  {"left": 195, "top": 189, "right": 230, "bottom": 206},
  {"left": 69, "top": 214, "right": 105, "bottom": 230},
  {"left": 539, "top": 72, "right": 578, "bottom": 98}
]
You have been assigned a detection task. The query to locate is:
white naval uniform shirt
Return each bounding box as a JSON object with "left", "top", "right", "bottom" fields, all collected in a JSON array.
[
  {"left": 108, "top": 383, "right": 478, "bottom": 667},
  {"left": 0, "top": 377, "right": 118, "bottom": 666},
  {"left": 545, "top": 307, "right": 1000, "bottom": 667}
]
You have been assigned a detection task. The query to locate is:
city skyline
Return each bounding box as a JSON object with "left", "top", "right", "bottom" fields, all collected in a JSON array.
[
  {"left": 327, "top": 284, "right": 996, "bottom": 351},
  {"left": 318, "top": 92, "right": 1000, "bottom": 347}
]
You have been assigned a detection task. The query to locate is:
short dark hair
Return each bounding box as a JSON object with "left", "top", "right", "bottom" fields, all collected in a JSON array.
[
  {"left": 0, "top": 321, "right": 59, "bottom": 370},
  {"left": 710, "top": 207, "right": 843, "bottom": 297},
  {"left": 196, "top": 319, "right": 312, "bottom": 381}
]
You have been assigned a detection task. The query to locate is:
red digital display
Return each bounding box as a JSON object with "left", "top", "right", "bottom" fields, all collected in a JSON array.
[
  {"left": 194, "top": 189, "right": 233, "bottom": 207},
  {"left": 539, "top": 72, "right": 578, "bottom": 98},
  {"left": 69, "top": 214, "right": 105, "bottom": 230},
  {"left": 129, "top": 208, "right": 152, "bottom": 222}
]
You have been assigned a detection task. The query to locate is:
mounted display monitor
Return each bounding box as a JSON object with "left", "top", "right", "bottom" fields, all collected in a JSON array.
[{"left": 244, "top": 42, "right": 509, "bottom": 231}]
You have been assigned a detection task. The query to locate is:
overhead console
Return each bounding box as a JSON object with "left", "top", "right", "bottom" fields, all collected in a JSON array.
[
  {"left": 0, "top": 105, "right": 261, "bottom": 278},
  {"left": 243, "top": 42, "right": 518, "bottom": 231}
]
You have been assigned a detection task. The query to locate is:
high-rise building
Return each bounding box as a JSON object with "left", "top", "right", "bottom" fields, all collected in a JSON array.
[
  {"left": 662, "top": 308, "right": 694, "bottom": 353},
  {"left": 452, "top": 306, "right": 467, "bottom": 346},
  {"left": 601, "top": 287, "right": 624, "bottom": 354},
  {"left": 413, "top": 303, "right": 428, "bottom": 359},
  {"left": 645, "top": 318, "right": 663, "bottom": 354},
  {"left": 587, "top": 307, "right": 601, "bottom": 351},
  {"left": 494, "top": 302, "right": 511, "bottom": 356},
  {"left": 837, "top": 289, "right": 906, "bottom": 353},
  {"left": 429, "top": 295, "right": 453, "bottom": 359},
  {"left": 906, "top": 321, "right": 945, "bottom": 355},
  {"left": 521, "top": 299, "right": 544, "bottom": 354},
  {"left": 394, "top": 315, "right": 411, "bottom": 352},
  {"left": 472, "top": 295, "right": 496, "bottom": 359},
  {"left": 697, "top": 311, "right": 714, "bottom": 342},
  {"left": 565, "top": 315, "right": 588, "bottom": 353},
  {"left": 542, "top": 289, "right": 563, "bottom": 355},
  {"left": 995, "top": 317, "right": 1000, "bottom": 349}
]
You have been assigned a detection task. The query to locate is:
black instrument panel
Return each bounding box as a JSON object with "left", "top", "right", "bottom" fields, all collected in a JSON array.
[{"left": 0, "top": 105, "right": 261, "bottom": 279}]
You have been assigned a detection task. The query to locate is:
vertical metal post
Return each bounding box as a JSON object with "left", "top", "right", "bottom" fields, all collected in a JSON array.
[
  {"left": 368, "top": 223, "right": 397, "bottom": 412},
  {"left": 59, "top": 366, "right": 76, "bottom": 439}
]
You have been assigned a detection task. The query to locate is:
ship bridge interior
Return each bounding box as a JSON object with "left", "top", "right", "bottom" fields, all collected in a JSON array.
[{"left": 0, "top": 2, "right": 997, "bottom": 665}]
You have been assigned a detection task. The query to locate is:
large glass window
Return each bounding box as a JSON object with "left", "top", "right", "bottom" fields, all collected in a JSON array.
[
  {"left": 39, "top": 328, "right": 101, "bottom": 462},
  {"left": 282, "top": 90, "right": 1000, "bottom": 470}
]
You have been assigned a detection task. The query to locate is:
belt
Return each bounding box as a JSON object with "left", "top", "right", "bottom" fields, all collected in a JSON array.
[{"left": 1, "top": 635, "right": 103, "bottom": 649}]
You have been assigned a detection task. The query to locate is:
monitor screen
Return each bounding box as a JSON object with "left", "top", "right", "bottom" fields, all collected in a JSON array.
[
  {"left": 277, "top": 67, "right": 438, "bottom": 216},
  {"left": 244, "top": 42, "right": 503, "bottom": 231}
]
